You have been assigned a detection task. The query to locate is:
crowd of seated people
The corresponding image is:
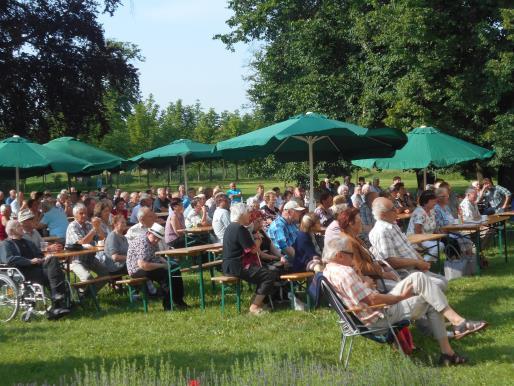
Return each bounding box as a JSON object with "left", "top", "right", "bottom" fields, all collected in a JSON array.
[{"left": 0, "top": 174, "right": 499, "bottom": 361}]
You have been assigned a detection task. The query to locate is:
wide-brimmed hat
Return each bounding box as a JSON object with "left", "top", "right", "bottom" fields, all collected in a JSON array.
[
  {"left": 283, "top": 201, "right": 305, "bottom": 211},
  {"left": 148, "top": 223, "right": 165, "bottom": 239},
  {"left": 18, "top": 209, "right": 35, "bottom": 222}
]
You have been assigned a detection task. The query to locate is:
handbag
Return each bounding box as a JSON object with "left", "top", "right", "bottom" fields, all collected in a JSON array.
[{"left": 395, "top": 326, "right": 415, "bottom": 355}]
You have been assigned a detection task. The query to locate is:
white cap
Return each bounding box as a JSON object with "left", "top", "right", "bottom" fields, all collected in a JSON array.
[
  {"left": 18, "top": 209, "right": 35, "bottom": 222},
  {"left": 283, "top": 201, "right": 305, "bottom": 211},
  {"left": 148, "top": 223, "right": 165, "bottom": 239}
]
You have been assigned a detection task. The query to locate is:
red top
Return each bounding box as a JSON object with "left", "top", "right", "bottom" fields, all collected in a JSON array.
[
  {"left": 112, "top": 208, "right": 128, "bottom": 220},
  {"left": 0, "top": 214, "right": 6, "bottom": 241},
  {"left": 241, "top": 248, "right": 261, "bottom": 270}
]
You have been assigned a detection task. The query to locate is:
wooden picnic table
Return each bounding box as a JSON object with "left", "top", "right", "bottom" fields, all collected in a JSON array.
[
  {"left": 441, "top": 215, "right": 509, "bottom": 274},
  {"left": 497, "top": 211, "right": 514, "bottom": 217},
  {"left": 407, "top": 233, "right": 446, "bottom": 244},
  {"left": 42, "top": 236, "right": 62, "bottom": 242},
  {"left": 177, "top": 225, "right": 213, "bottom": 246},
  {"left": 47, "top": 246, "right": 104, "bottom": 261},
  {"left": 157, "top": 242, "right": 222, "bottom": 310},
  {"left": 396, "top": 212, "right": 412, "bottom": 221}
]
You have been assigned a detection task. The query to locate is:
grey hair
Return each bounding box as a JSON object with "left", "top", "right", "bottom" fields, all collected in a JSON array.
[
  {"left": 0, "top": 204, "right": 8, "bottom": 214},
  {"left": 337, "top": 185, "right": 349, "bottom": 195},
  {"left": 322, "top": 237, "right": 351, "bottom": 264},
  {"left": 371, "top": 198, "right": 390, "bottom": 221},
  {"left": 465, "top": 187, "right": 476, "bottom": 195},
  {"left": 157, "top": 187, "right": 165, "bottom": 194},
  {"left": 5, "top": 220, "right": 20, "bottom": 237},
  {"left": 330, "top": 203, "right": 347, "bottom": 216},
  {"left": 246, "top": 197, "right": 258, "bottom": 206},
  {"left": 137, "top": 206, "right": 152, "bottom": 221},
  {"left": 73, "top": 203, "right": 86, "bottom": 216},
  {"left": 435, "top": 187, "right": 448, "bottom": 197},
  {"left": 230, "top": 203, "right": 248, "bottom": 222}
]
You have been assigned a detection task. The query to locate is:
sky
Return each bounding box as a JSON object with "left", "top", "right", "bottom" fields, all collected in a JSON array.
[{"left": 99, "top": 0, "right": 253, "bottom": 113}]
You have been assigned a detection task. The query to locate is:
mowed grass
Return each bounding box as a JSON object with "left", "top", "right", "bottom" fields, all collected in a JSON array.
[{"left": 0, "top": 240, "right": 513, "bottom": 385}]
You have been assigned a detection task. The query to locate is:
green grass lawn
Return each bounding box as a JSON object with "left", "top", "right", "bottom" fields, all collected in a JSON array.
[{"left": 1, "top": 240, "right": 513, "bottom": 385}]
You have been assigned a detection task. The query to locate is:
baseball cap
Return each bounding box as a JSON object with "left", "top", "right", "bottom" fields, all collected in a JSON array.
[{"left": 283, "top": 201, "right": 306, "bottom": 211}]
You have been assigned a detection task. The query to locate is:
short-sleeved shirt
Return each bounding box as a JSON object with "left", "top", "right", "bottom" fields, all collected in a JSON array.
[
  {"left": 314, "top": 206, "right": 333, "bottom": 227},
  {"left": 222, "top": 222, "right": 255, "bottom": 276},
  {"left": 126, "top": 235, "right": 160, "bottom": 276},
  {"left": 369, "top": 219, "right": 419, "bottom": 261},
  {"left": 23, "top": 230, "right": 43, "bottom": 247},
  {"left": 153, "top": 197, "right": 170, "bottom": 212},
  {"left": 434, "top": 204, "right": 454, "bottom": 227},
  {"left": 212, "top": 207, "right": 230, "bottom": 242},
  {"left": 102, "top": 231, "right": 128, "bottom": 272},
  {"left": 406, "top": 206, "right": 436, "bottom": 235},
  {"left": 483, "top": 185, "right": 511, "bottom": 211},
  {"left": 226, "top": 189, "right": 242, "bottom": 203},
  {"left": 359, "top": 202, "right": 375, "bottom": 228},
  {"left": 459, "top": 198, "right": 480, "bottom": 222},
  {"left": 41, "top": 207, "right": 70, "bottom": 238},
  {"left": 323, "top": 262, "right": 382, "bottom": 324},
  {"left": 267, "top": 215, "right": 299, "bottom": 252},
  {"left": 165, "top": 211, "right": 185, "bottom": 244},
  {"left": 66, "top": 220, "right": 93, "bottom": 245},
  {"left": 129, "top": 204, "right": 141, "bottom": 224}
]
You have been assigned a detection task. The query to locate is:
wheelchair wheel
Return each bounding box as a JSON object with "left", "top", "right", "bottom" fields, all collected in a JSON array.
[{"left": 0, "top": 274, "right": 19, "bottom": 322}]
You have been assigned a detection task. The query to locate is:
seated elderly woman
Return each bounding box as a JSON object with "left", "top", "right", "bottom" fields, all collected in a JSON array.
[
  {"left": 292, "top": 213, "right": 323, "bottom": 272},
  {"left": 222, "top": 203, "right": 280, "bottom": 315},
  {"left": 434, "top": 187, "right": 474, "bottom": 262},
  {"left": 406, "top": 190, "right": 445, "bottom": 262},
  {"left": 185, "top": 198, "right": 210, "bottom": 228},
  {"left": 100, "top": 214, "right": 129, "bottom": 275},
  {"left": 314, "top": 191, "right": 334, "bottom": 227},
  {"left": 324, "top": 203, "right": 348, "bottom": 245},
  {"left": 260, "top": 190, "right": 280, "bottom": 225},
  {"left": 337, "top": 207, "right": 400, "bottom": 292},
  {"left": 323, "top": 236, "right": 487, "bottom": 366},
  {"left": 165, "top": 198, "right": 186, "bottom": 248}
]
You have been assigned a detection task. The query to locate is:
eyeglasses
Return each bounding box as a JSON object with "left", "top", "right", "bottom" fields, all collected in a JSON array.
[{"left": 338, "top": 250, "right": 354, "bottom": 256}]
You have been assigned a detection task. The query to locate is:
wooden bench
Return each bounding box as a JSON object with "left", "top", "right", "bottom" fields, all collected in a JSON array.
[
  {"left": 180, "top": 259, "right": 222, "bottom": 273},
  {"left": 211, "top": 276, "right": 241, "bottom": 313},
  {"left": 280, "top": 272, "right": 314, "bottom": 311},
  {"left": 115, "top": 277, "right": 149, "bottom": 313},
  {"left": 71, "top": 274, "right": 123, "bottom": 310}
]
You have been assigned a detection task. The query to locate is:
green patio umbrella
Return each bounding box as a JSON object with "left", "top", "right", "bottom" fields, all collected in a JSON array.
[
  {"left": 352, "top": 126, "right": 495, "bottom": 186},
  {"left": 214, "top": 113, "right": 407, "bottom": 210},
  {"left": 44, "top": 137, "right": 134, "bottom": 174},
  {"left": 130, "top": 139, "right": 219, "bottom": 191},
  {"left": 0, "top": 136, "right": 93, "bottom": 192}
]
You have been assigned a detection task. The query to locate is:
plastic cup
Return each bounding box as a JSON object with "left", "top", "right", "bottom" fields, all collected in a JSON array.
[{"left": 40, "top": 241, "right": 49, "bottom": 252}]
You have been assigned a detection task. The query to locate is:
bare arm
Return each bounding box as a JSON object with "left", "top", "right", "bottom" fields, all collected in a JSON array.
[
  {"left": 170, "top": 216, "right": 184, "bottom": 236},
  {"left": 138, "top": 260, "right": 167, "bottom": 271},
  {"left": 112, "top": 253, "right": 126, "bottom": 263}
]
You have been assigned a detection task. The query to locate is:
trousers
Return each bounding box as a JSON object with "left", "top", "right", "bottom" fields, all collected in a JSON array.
[
  {"left": 133, "top": 265, "right": 185, "bottom": 309},
  {"left": 238, "top": 265, "right": 279, "bottom": 296},
  {"left": 20, "top": 256, "right": 66, "bottom": 301}
]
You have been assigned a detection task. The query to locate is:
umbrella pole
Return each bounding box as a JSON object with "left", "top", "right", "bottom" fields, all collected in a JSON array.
[
  {"left": 182, "top": 155, "right": 188, "bottom": 192},
  {"left": 15, "top": 167, "right": 20, "bottom": 193},
  {"left": 308, "top": 138, "right": 315, "bottom": 211},
  {"left": 423, "top": 168, "right": 427, "bottom": 188}
]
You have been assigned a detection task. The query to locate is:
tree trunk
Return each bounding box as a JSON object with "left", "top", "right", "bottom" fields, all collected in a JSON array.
[
  {"left": 138, "top": 168, "right": 142, "bottom": 184},
  {"left": 197, "top": 164, "right": 201, "bottom": 182},
  {"left": 475, "top": 162, "right": 484, "bottom": 182},
  {"left": 209, "top": 161, "right": 213, "bottom": 181},
  {"left": 146, "top": 169, "right": 150, "bottom": 188},
  {"left": 235, "top": 162, "right": 239, "bottom": 181},
  {"left": 222, "top": 160, "right": 226, "bottom": 179}
]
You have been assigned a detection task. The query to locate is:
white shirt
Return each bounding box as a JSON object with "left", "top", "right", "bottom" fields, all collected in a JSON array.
[
  {"left": 459, "top": 198, "right": 480, "bottom": 222},
  {"left": 212, "top": 207, "right": 231, "bottom": 242},
  {"left": 126, "top": 223, "right": 166, "bottom": 251}
]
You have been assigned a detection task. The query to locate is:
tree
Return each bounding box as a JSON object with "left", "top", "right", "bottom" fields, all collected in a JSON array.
[
  {"left": 0, "top": 0, "right": 139, "bottom": 141},
  {"left": 127, "top": 95, "right": 160, "bottom": 155},
  {"left": 217, "top": 1, "right": 514, "bottom": 183}
]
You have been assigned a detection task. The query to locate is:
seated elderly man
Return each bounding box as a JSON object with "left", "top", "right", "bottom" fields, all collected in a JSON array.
[
  {"left": 185, "top": 197, "right": 210, "bottom": 228},
  {"left": 460, "top": 188, "right": 481, "bottom": 222},
  {"left": 18, "top": 209, "right": 43, "bottom": 247},
  {"left": 66, "top": 203, "right": 109, "bottom": 293},
  {"left": 222, "top": 203, "right": 279, "bottom": 315},
  {"left": 212, "top": 194, "right": 231, "bottom": 242},
  {"left": 126, "top": 223, "right": 188, "bottom": 310},
  {"left": 40, "top": 199, "right": 69, "bottom": 240},
  {"left": 360, "top": 191, "right": 378, "bottom": 236},
  {"left": 368, "top": 197, "right": 448, "bottom": 291},
  {"left": 152, "top": 187, "right": 170, "bottom": 213},
  {"left": 478, "top": 178, "right": 511, "bottom": 214},
  {"left": 0, "top": 220, "right": 70, "bottom": 319},
  {"left": 323, "top": 237, "right": 487, "bottom": 365},
  {"left": 268, "top": 201, "right": 305, "bottom": 260}
]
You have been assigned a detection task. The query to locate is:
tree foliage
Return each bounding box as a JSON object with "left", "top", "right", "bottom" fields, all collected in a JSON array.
[
  {"left": 217, "top": 0, "right": 514, "bottom": 175},
  {"left": 0, "top": 0, "right": 139, "bottom": 141}
]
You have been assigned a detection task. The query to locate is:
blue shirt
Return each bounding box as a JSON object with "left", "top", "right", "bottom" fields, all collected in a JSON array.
[
  {"left": 182, "top": 196, "right": 191, "bottom": 209},
  {"left": 267, "top": 215, "right": 299, "bottom": 252},
  {"left": 129, "top": 204, "right": 141, "bottom": 224},
  {"left": 41, "top": 207, "right": 70, "bottom": 239},
  {"left": 226, "top": 189, "right": 242, "bottom": 203}
]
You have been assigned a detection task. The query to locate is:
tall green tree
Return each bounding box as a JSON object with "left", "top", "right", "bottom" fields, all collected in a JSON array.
[
  {"left": 217, "top": 0, "right": 514, "bottom": 183},
  {"left": 0, "top": 1, "right": 139, "bottom": 141},
  {"left": 127, "top": 95, "right": 160, "bottom": 155}
]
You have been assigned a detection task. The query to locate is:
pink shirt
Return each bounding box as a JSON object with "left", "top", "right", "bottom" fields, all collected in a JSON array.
[{"left": 323, "top": 262, "right": 383, "bottom": 324}]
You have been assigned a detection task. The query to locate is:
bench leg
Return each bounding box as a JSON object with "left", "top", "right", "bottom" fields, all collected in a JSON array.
[
  {"left": 221, "top": 283, "right": 225, "bottom": 314},
  {"left": 236, "top": 281, "right": 241, "bottom": 314},
  {"left": 288, "top": 281, "right": 295, "bottom": 310},
  {"left": 198, "top": 265, "right": 205, "bottom": 310},
  {"left": 88, "top": 285, "right": 100, "bottom": 311},
  {"left": 141, "top": 284, "right": 148, "bottom": 313}
]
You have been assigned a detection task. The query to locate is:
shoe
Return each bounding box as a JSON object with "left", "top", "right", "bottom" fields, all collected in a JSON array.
[
  {"left": 439, "top": 352, "right": 468, "bottom": 366},
  {"left": 174, "top": 301, "right": 189, "bottom": 310},
  {"left": 47, "top": 307, "right": 71, "bottom": 320}
]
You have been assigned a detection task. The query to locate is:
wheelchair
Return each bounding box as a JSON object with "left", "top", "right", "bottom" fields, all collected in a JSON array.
[{"left": 0, "top": 265, "right": 51, "bottom": 322}]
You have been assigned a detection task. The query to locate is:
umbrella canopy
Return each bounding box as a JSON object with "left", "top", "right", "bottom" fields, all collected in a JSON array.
[
  {"left": 214, "top": 113, "right": 407, "bottom": 210},
  {"left": 130, "top": 139, "right": 219, "bottom": 191},
  {"left": 0, "top": 136, "right": 93, "bottom": 191},
  {"left": 352, "top": 126, "right": 495, "bottom": 186},
  {"left": 44, "top": 137, "right": 134, "bottom": 174}
]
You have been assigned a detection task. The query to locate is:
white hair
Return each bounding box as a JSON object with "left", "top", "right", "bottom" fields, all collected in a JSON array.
[
  {"left": 230, "top": 203, "right": 248, "bottom": 222},
  {"left": 73, "top": 203, "right": 86, "bottom": 216},
  {"left": 137, "top": 206, "right": 152, "bottom": 221},
  {"left": 322, "top": 237, "right": 351, "bottom": 264},
  {"left": 330, "top": 203, "right": 348, "bottom": 216},
  {"left": 337, "top": 185, "right": 349, "bottom": 195},
  {"left": 0, "top": 204, "right": 8, "bottom": 214},
  {"left": 435, "top": 187, "right": 448, "bottom": 197},
  {"left": 465, "top": 187, "right": 476, "bottom": 195},
  {"left": 5, "top": 220, "right": 20, "bottom": 237},
  {"left": 361, "top": 183, "right": 370, "bottom": 194},
  {"left": 371, "top": 199, "right": 389, "bottom": 221},
  {"left": 246, "top": 197, "right": 258, "bottom": 206}
]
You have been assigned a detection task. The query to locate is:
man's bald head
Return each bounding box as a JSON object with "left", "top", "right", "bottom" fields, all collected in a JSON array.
[{"left": 372, "top": 197, "right": 395, "bottom": 223}]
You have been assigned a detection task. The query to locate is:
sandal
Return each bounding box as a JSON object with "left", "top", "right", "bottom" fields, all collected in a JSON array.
[
  {"left": 439, "top": 352, "right": 468, "bottom": 366},
  {"left": 249, "top": 307, "right": 269, "bottom": 316},
  {"left": 453, "top": 320, "right": 488, "bottom": 340}
]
